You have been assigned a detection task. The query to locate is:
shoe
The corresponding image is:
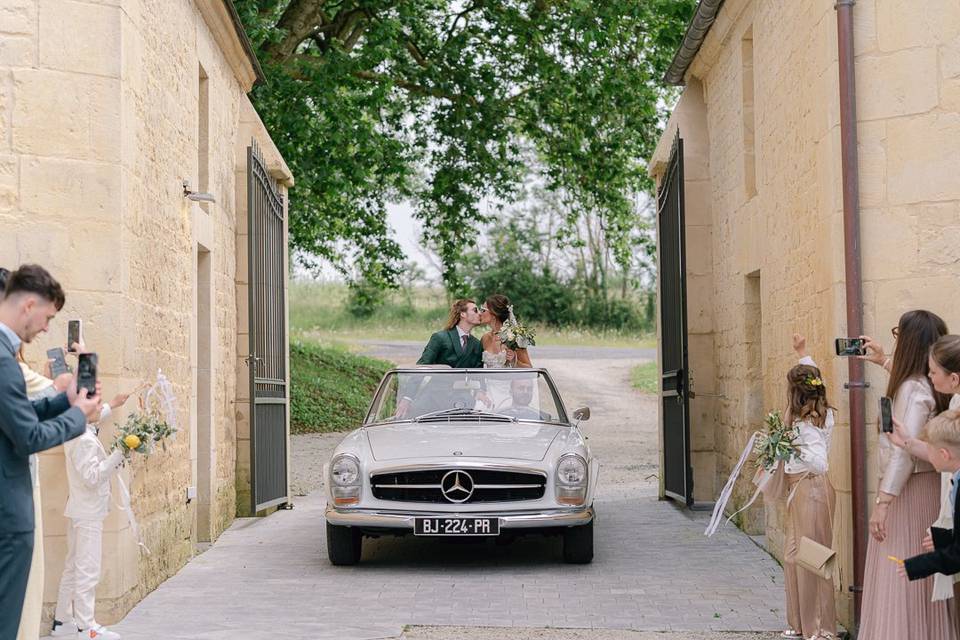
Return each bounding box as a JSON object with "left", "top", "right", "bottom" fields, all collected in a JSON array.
[
  {"left": 51, "top": 619, "right": 79, "bottom": 637},
  {"left": 79, "top": 624, "right": 121, "bottom": 640},
  {"left": 781, "top": 631, "right": 803, "bottom": 639}
]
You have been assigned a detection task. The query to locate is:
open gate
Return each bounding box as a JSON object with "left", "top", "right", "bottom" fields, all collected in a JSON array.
[
  {"left": 247, "top": 140, "right": 289, "bottom": 512},
  {"left": 658, "top": 133, "right": 693, "bottom": 506}
]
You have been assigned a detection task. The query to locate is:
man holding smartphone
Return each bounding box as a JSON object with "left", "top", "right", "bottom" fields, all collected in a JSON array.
[{"left": 0, "top": 265, "right": 104, "bottom": 640}]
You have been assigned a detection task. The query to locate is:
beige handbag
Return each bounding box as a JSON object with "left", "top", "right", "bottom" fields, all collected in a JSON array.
[{"left": 797, "top": 536, "right": 837, "bottom": 580}]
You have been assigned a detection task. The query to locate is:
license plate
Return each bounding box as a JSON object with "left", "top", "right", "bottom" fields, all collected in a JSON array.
[{"left": 414, "top": 517, "right": 500, "bottom": 536}]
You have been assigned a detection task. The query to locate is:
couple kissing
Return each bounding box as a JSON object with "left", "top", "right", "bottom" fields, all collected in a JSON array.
[{"left": 416, "top": 295, "right": 532, "bottom": 369}]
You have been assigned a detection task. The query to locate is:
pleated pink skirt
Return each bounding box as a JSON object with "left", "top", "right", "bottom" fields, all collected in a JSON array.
[{"left": 859, "top": 471, "right": 958, "bottom": 640}]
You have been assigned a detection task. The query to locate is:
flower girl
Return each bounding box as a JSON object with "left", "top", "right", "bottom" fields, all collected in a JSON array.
[{"left": 781, "top": 334, "right": 837, "bottom": 640}]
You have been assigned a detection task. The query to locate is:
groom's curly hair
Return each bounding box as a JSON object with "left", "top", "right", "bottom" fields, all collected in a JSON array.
[{"left": 444, "top": 299, "right": 475, "bottom": 331}]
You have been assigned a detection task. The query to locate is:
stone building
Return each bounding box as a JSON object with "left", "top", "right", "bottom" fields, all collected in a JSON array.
[
  {"left": 1, "top": 0, "right": 293, "bottom": 624},
  {"left": 650, "top": 0, "right": 960, "bottom": 627}
]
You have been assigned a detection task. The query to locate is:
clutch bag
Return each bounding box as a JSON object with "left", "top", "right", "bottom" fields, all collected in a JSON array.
[{"left": 796, "top": 535, "right": 836, "bottom": 580}]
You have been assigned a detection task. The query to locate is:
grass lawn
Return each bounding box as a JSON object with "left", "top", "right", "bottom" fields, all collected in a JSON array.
[
  {"left": 630, "top": 360, "right": 659, "bottom": 394},
  {"left": 291, "top": 280, "right": 656, "bottom": 349},
  {"left": 290, "top": 339, "right": 394, "bottom": 434}
]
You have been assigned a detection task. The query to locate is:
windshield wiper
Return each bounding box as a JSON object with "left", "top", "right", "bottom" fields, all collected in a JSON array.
[{"left": 413, "top": 408, "right": 517, "bottom": 423}]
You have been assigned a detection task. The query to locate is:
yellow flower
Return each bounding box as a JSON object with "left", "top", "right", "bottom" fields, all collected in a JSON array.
[{"left": 123, "top": 434, "right": 141, "bottom": 450}]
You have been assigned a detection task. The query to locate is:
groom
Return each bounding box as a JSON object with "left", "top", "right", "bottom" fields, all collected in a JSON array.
[
  {"left": 395, "top": 299, "right": 487, "bottom": 418},
  {"left": 416, "top": 298, "right": 484, "bottom": 368}
]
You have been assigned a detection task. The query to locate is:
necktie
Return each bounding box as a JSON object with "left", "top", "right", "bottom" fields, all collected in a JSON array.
[{"left": 461, "top": 334, "right": 468, "bottom": 350}]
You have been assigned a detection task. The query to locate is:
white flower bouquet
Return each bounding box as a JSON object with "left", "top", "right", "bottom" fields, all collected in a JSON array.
[{"left": 497, "top": 306, "right": 536, "bottom": 350}]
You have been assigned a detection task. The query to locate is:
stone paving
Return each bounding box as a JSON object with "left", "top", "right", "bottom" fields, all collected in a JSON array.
[{"left": 109, "top": 484, "right": 784, "bottom": 639}]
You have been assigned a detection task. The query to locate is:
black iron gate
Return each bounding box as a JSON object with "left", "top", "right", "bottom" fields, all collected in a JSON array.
[
  {"left": 247, "top": 140, "right": 289, "bottom": 512},
  {"left": 658, "top": 133, "right": 693, "bottom": 506}
]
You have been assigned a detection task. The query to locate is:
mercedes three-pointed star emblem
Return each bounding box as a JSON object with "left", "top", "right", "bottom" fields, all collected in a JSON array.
[{"left": 440, "top": 470, "right": 474, "bottom": 503}]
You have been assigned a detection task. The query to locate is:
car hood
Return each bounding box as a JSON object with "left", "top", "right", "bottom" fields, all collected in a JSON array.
[{"left": 365, "top": 422, "right": 564, "bottom": 462}]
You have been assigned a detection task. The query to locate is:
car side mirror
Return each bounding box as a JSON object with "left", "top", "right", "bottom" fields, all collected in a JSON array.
[{"left": 573, "top": 407, "right": 590, "bottom": 422}]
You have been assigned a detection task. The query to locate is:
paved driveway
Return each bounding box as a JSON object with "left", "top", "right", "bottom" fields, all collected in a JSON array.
[{"left": 109, "top": 343, "right": 785, "bottom": 640}]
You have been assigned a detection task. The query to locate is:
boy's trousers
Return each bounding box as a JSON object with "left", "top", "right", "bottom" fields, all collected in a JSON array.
[{"left": 54, "top": 519, "right": 103, "bottom": 629}]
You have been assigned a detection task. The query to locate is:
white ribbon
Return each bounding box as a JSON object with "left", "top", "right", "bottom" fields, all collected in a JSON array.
[
  {"left": 706, "top": 431, "right": 758, "bottom": 537},
  {"left": 705, "top": 431, "right": 804, "bottom": 537},
  {"left": 115, "top": 473, "right": 151, "bottom": 555}
]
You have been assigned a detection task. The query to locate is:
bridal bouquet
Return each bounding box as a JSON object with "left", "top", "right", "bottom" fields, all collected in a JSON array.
[
  {"left": 498, "top": 308, "right": 536, "bottom": 350},
  {"left": 753, "top": 410, "right": 801, "bottom": 470}
]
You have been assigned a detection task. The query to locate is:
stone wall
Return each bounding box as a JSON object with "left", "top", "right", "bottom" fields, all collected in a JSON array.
[
  {"left": 0, "top": 0, "right": 291, "bottom": 624},
  {"left": 653, "top": 0, "right": 960, "bottom": 628}
]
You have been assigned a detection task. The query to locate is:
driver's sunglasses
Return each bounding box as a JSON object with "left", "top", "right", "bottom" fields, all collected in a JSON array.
[{"left": 891, "top": 326, "right": 899, "bottom": 339}]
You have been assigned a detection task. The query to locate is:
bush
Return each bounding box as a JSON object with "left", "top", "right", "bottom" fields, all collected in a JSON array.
[{"left": 290, "top": 340, "right": 393, "bottom": 433}]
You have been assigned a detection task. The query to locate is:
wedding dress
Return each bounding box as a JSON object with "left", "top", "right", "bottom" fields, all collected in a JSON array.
[{"left": 481, "top": 348, "right": 511, "bottom": 410}]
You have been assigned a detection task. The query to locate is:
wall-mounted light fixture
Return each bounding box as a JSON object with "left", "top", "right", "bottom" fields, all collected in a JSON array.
[{"left": 182, "top": 180, "right": 216, "bottom": 204}]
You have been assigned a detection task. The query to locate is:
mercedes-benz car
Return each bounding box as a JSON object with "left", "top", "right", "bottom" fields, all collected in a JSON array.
[{"left": 323, "top": 367, "right": 597, "bottom": 565}]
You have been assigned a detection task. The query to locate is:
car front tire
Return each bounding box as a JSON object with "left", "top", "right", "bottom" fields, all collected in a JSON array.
[
  {"left": 326, "top": 521, "right": 362, "bottom": 565},
  {"left": 562, "top": 519, "right": 594, "bottom": 564}
]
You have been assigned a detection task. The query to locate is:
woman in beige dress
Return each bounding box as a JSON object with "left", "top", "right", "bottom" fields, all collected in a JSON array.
[{"left": 858, "top": 310, "right": 956, "bottom": 639}]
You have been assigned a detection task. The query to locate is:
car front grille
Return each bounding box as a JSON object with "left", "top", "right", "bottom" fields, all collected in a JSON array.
[{"left": 371, "top": 468, "right": 546, "bottom": 504}]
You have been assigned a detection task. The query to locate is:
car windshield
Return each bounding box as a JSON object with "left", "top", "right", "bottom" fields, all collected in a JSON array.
[{"left": 366, "top": 369, "right": 567, "bottom": 425}]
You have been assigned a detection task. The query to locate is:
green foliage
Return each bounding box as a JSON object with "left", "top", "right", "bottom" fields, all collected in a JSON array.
[
  {"left": 630, "top": 361, "right": 659, "bottom": 395},
  {"left": 290, "top": 340, "right": 394, "bottom": 433},
  {"left": 235, "top": 0, "right": 696, "bottom": 291}
]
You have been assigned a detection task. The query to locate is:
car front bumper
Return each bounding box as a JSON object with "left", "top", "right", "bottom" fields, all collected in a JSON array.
[{"left": 325, "top": 505, "right": 595, "bottom": 530}]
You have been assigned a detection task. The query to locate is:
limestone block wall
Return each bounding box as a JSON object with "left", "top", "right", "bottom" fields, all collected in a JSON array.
[
  {"left": 0, "top": 0, "right": 290, "bottom": 625},
  {"left": 654, "top": 0, "right": 960, "bottom": 629}
]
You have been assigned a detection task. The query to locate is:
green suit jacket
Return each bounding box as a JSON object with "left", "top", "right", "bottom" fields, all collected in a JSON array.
[{"left": 417, "top": 328, "right": 483, "bottom": 368}]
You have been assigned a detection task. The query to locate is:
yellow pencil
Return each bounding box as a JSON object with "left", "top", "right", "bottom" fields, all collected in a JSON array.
[{"left": 887, "top": 555, "right": 904, "bottom": 566}]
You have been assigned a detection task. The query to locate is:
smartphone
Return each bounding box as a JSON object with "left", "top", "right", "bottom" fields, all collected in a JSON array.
[
  {"left": 835, "top": 337, "right": 866, "bottom": 357},
  {"left": 76, "top": 353, "right": 98, "bottom": 396},
  {"left": 880, "top": 396, "right": 893, "bottom": 433},
  {"left": 46, "top": 347, "right": 70, "bottom": 377},
  {"left": 67, "top": 320, "right": 83, "bottom": 353}
]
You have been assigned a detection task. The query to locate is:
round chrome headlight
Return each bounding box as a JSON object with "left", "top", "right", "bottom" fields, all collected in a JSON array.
[
  {"left": 331, "top": 455, "right": 360, "bottom": 486},
  {"left": 557, "top": 455, "right": 587, "bottom": 486}
]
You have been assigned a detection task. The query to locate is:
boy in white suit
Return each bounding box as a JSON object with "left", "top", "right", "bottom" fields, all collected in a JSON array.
[{"left": 51, "top": 392, "right": 131, "bottom": 640}]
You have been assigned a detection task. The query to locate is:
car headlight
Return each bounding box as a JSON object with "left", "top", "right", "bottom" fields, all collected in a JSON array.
[
  {"left": 556, "top": 454, "right": 587, "bottom": 506},
  {"left": 330, "top": 455, "right": 361, "bottom": 506}
]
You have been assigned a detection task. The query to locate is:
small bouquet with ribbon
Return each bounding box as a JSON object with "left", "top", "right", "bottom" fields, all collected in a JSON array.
[
  {"left": 497, "top": 306, "right": 536, "bottom": 350},
  {"left": 112, "top": 370, "right": 179, "bottom": 455},
  {"left": 705, "top": 410, "right": 802, "bottom": 537}
]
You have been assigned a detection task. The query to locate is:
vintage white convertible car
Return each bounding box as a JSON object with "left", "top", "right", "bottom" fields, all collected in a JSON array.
[{"left": 324, "top": 367, "right": 597, "bottom": 565}]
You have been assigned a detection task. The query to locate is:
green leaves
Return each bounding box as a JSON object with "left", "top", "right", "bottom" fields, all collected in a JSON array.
[{"left": 237, "top": 0, "right": 696, "bottom": 291}]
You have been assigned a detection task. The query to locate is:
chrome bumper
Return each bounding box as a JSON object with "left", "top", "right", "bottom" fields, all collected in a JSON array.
[{"left": 325, "top": 505, "right": 594, "bottom": 530}]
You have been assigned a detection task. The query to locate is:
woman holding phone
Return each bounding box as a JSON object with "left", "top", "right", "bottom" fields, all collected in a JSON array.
[{"left": 858, "top": 311, "right": 956, "bottom": 639}]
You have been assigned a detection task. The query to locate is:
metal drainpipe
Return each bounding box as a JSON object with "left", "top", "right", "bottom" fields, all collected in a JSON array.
[{"left": 835, "top": 0, "right": 867, "bottom": 630}]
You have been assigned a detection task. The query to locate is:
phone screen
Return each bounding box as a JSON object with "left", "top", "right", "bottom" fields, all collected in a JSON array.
[
  {"left": 67, "top": 320, "right": 81, "bottom": 353},
  {"left": 76, "top": 353, "right": 98, "bottom": 395},
  {"left": 880, "top": 396, "right": 893, "bottom": 433},
  {"left": 835, "top": 337, "right": 865, "bottom": 357},
  {"left": 47, "top": 347, "right": 69, "bottom": 377}
]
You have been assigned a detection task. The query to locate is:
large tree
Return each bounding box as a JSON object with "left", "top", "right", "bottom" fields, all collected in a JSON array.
[{"left": 236, "top": 0, "right": 694, "bottom": 292}]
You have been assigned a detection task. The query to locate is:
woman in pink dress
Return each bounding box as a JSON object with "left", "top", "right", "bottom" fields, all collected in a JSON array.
[{"left": 858, "top": 310, "right": 956, "bottom": 639}]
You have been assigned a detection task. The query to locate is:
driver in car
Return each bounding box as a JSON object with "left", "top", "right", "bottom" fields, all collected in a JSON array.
[{"left": 499, "top": 379, "right": 550, "bottom": 421}]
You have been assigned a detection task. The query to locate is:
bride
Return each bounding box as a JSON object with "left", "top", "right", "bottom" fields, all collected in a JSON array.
[
  {"left": 479, "top": 294, "right": 533, "bottom": 369},
  {"left": 478, "top": 295, "right": 532, "bottom": 410}
]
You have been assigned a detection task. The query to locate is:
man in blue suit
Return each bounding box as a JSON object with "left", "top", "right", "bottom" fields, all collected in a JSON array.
[{"left": 0, "top": 265, "right": 102, "bottom": 640}]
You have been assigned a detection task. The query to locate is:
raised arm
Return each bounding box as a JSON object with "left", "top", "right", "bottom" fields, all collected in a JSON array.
[{"left": 66, "top": 437, "right": 124, "bottom": 490}]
